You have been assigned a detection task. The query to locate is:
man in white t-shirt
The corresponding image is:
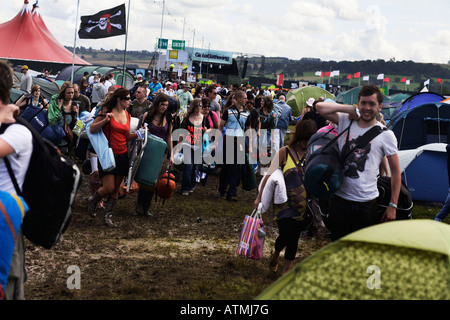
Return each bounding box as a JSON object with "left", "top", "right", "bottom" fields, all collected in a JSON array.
[
  {"left": 20, "top": 65, "right": 32, "bottom": 93},
  {"left": 316, "top": 84, "right": 401, "bottom": 241},
  {"left": 0, "top": 61, "right": 33, "bottom": 300}
]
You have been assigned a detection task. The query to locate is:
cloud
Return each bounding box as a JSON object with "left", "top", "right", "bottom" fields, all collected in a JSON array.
[
  {"left": 430, "top": 30, "right": 450, "bottom": 46},
  {"left": 319, "top": 0, "right": 365, "bottom": 21}
]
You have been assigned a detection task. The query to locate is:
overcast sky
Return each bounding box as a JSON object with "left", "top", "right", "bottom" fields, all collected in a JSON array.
[{"left": 2, "top": 0, "right": 450, "bottom": 64}]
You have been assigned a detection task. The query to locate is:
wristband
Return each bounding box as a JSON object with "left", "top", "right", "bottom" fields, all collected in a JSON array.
[{"left": 389, "top": 202, "right": 398, "bottom": 209}]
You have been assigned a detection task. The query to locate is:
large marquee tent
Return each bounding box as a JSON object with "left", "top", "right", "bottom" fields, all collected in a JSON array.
[{"left": 0, "top": 1, "right": 90, "bottom": 67}]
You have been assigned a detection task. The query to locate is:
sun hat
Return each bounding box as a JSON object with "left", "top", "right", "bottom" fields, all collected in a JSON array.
[{"left": 306, "top": 97, "right": 315, "bottom": 107}]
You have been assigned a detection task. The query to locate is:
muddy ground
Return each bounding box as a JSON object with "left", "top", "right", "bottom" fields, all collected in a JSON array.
[{"left": 23, "top": 165, "right": 331, "bottom": 301}]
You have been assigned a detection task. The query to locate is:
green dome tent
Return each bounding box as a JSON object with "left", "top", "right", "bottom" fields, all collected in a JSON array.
[
  {"left": 13, "top": 72, "right": 60, "bottom": 101},
  {"left": 56, "top": 65, "right": 136, "bottom": 89},
  {"left": 336, "top": 86, "right": 390, "bottom": 106},
  {"left": 257, "top": 220, "right": 450, "bottom": 300},
  {"left": 286, "top": 86, "right": 335, "bottom": 118},
  {"left": 9, "top": 88, "right": 28, "bottom": 104},
  {"left": 390, "top": 93, "right": 411, "bottom": 103}
]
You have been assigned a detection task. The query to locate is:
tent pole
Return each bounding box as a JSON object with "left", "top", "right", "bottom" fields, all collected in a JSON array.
[
  {"left": 122, "top": 0, "right": 132, "bottom": 87},
  {"left": 71, "top": 0, "right": 80, "bottom": 83}
]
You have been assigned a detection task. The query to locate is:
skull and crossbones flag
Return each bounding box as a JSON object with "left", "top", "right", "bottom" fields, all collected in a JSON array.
[{"left": 78, "top": 4, "right": 126, "bottom": 39}]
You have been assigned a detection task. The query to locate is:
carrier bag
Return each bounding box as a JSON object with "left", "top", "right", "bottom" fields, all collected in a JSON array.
[
  {"left": 241, "top": 152, "right": 257, "bottom": 191},
  {"left": 237, "top": 203, "right": 265, "bottom": 260},
  {"left": 2, "top": 117, "right": 82, "bottom": 249},
  {"left": 376, "top": 175, "right": 413, "bottom": 220},
  {"left": 0, "top": 191, "right": 28, "bottom": 300},
  {"left": 85, "top": 120, "right": 116, "bottom": 172}
]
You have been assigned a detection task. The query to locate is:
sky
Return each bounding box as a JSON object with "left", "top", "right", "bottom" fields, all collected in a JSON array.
[{"left": 1, "top": 0, "right": 450, "bottom": 64}]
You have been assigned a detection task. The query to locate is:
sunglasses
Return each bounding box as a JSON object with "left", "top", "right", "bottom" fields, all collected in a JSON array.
[{"left": 121, "top": 97, "right": 131, "bottom": 101}]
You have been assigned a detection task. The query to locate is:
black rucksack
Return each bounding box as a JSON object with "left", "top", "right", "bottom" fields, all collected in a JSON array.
[
  {"left": 1, "top": 117, "right": 82, "bottom": 249},
  {"left": 376, "top": 175, "right": 413, "bottom": 220}
]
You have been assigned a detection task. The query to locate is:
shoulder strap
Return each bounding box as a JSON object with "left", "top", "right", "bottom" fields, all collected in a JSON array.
[
  {"left": 342, "top": 125, "right": 387, "bottom": 161},
  {"left": 286, "top": 146, "right": 305, "bottom": 183},
  {"left": 0, "top": 122, "right": 23, "bottom": 196},
  {"left": 320, "top": 120, "right": 353, "bottom": 153}
]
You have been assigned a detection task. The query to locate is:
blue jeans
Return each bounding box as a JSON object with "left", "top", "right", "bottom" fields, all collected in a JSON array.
[
  {"left": 279, "top": 129, "right": 287, "bottom": 150},
  {"left": 181, "top": 147, "right": 200, "bottom": 193},
  {"left": 434, "top": 189, "right": 450, "bottom": 221}
]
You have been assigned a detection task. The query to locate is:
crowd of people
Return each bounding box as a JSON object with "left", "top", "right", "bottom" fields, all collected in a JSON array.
[{"left": 1, "top": 62, "right": 448, "bottom": 300}]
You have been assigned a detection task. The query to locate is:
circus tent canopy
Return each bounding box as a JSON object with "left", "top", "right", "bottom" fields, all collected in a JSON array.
[{"left": 0, "top": 1, "right": 90, "bottom": 65}]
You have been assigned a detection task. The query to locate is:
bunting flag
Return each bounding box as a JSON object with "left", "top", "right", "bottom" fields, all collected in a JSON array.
[
  {"left": 315, "top": 71, "right": 323, "bottom": 77},
  {"left": 406, "top": 80, "right": 410, "bottom": 85},
  {"left": 78, "top": 4, "right": 126, "bottom": 39},
  {"left": 400, "top": 77, "right": 407, "bottom": 83},
  {"left": 331, "top": 70, "right": 340, "bottom": 77},
  {"left": 437, "top": 78, "right": 443, "bottom": 84},
  {"left": 354, "top": 72, "right": 360, "bottom": 79},
  {"left": 377, "top": 73, "right": 385, "bottom": 80},
  {"left": 424, "top": 79, "right": 430, "bottom": 86},
  {"left": 347, "top": 74, "right": 352, "bottom": 80},
  {"left": 324, "top": 72, "right": 331, "bottom": 77},
  {"left": 363, "top": 76, "right": 370, "bottom": 81},
  {"left": 384, "top": 77, "right": 390, "bottom": 83}
]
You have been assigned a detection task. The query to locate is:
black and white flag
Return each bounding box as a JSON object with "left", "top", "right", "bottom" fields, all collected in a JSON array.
[{"left": 78, "top": 4, "right": 126, "bottom": 39}]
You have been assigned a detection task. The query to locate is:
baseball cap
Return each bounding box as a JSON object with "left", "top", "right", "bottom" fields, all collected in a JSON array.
[
  {"left": 166, "top": 81, "right": 172, "bottom": 86},
  {"left": 21, "top": 65, "right": 28, "bottom": 70},
  {"left": 92, "top": 71, "right": 98, "bottom": 75},
  {"left": 137, "top": 74, "right": 143, "bottom": 78}
]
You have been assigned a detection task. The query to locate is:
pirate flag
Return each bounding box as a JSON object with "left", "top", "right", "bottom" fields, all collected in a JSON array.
[{"left": 78, "top": 4, "right": 126, "bottom": 39}]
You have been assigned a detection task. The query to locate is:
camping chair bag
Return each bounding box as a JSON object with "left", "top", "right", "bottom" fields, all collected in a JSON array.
[{"left": 134, "top": 133, "right": 168, "bottom": 186}]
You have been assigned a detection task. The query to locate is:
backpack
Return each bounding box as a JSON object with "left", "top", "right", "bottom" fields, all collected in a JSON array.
[
  {"left": 304, "top": 122, "right": 386, "bottom": 200},
  {"left": 1, "top": 117, "right": 82, "bottom": 249},
  {"left": 376, "top": 176, "right": 413, "bottom": 220}
]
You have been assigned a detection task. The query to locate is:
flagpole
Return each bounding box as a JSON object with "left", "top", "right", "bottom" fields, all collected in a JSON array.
[
  {"left": 122, "top": 0, "right": 132, "bottom": 87},
  {"left": 71, "top": 0, "right": 80, "bottom": 83}
]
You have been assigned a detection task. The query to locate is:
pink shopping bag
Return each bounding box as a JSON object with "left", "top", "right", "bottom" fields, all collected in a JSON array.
[{"left": 237, "top": 204, "right": 265, "bottom": 260}]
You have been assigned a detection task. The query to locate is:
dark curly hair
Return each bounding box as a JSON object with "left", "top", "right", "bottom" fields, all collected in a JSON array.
[{"left": 0, "top": 61, "right": 13, "bottom": 104}]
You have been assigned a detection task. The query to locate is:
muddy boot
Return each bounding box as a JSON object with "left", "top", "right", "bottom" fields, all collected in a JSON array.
[
  {"left": 90, "top": 180, "right": 104, "bottom": 209},
  {"left": 104, "top": 198, "right": 117, "bottom": 227},
  {"left": 88, "top": 190, "right": 103, "bottom": 217},
  {"left": 135, "top": 185, "right": 154, "bottom": 217}
]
